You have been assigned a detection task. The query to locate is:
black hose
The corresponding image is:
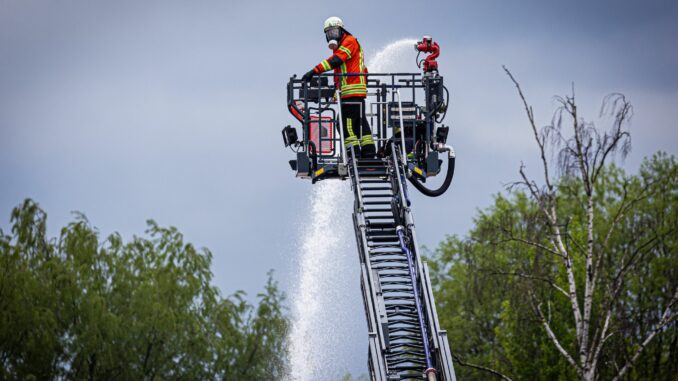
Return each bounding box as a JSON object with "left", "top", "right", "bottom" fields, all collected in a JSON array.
[
  {"left": 308, "top": 141, "right": 318, "bottom": 172},
  {"left": 408, "top": 156, "right": 455, "bottom": 197},
  {"left": 435, "top": 85, "right": 450, "bottom": 124}
]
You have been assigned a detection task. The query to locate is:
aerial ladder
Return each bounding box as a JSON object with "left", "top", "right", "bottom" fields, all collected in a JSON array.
[{"left": 282, "top": 37, "right": 458, "bottom": 381}]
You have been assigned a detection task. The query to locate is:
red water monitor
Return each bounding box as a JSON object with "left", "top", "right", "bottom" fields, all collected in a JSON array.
[{"left": 415, "top": 36, "right": 440, "bottom": 73}]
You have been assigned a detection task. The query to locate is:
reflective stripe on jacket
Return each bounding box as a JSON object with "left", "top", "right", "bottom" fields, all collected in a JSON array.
[{"left": 313, "top": 34, "right": 368, "bottom": 99}]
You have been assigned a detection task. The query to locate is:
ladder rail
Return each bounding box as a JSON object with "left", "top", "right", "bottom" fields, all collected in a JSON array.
[
  {"left": 336, "top": 89, "right": 348, "bottom": 165},
  {"left": 350, "top": 156, "right": 390, "bottom": 364}
]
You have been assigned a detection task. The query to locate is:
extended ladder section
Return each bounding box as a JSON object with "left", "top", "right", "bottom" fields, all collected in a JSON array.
[{"left": 349, "top": 146, "right": 457, "bottom": 381}]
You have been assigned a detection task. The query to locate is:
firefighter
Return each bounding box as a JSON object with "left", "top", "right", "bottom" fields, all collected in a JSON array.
[{"left": 301, "top": 16, "right": 376, "bottom": 159}]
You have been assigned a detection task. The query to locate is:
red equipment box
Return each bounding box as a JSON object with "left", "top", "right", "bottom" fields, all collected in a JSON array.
[
  {"left": 309, "top": 116, "right": 334, "bottom": 154},
  {"left": 290, "top": 101, "right": 334, "bottom": 155}
]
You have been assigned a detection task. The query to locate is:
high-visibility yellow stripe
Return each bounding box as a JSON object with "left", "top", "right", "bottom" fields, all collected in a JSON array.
[
  {"left": 342, "top": 87, "right": 367, "bottom": 93},
  {"left": 342, "top": 92, "right": 368, "bottom": 98},
  {"left": 344, "top": 118, "right": 359, "bottom": 147},
  {"left": 345, "top": 137, "right": 359, "bottom": 147},
  {"left": 340, "top": 61, "right": 348, "bottom": 87},
  {"left": 360, "top": 135, "right": 374, "bottom": 144},
  {"left": 346, "top": 118, "right": 355, "bottom": 137},
  {"left": 321, "top": 60, "right": 331, "bottom": 71},
  {"left": 342, "top": 84, "right": 365, "bottom": 89},
  {"left": 342, "top": 88, "right": 368, "bottom": 96},
  {"left": 338, "top": 46, "right": 352, "bottom": 59}
]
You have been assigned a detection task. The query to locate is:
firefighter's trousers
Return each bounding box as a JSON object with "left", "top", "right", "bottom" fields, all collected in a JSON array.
[{"left": 341, "top": 98, "right": 376, "bottom": 157}]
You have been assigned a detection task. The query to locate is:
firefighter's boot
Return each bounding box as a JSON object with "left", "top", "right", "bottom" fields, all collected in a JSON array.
[{"left": 360, "top": 143, "right": 376, "bottom": 159}]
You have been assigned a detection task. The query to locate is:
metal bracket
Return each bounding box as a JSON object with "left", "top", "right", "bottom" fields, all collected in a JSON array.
[{"left": 338, "top": 163, "right": 348, "bottom": 176}]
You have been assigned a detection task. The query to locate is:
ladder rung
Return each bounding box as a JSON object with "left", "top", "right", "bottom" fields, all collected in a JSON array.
[
  {"left": 367, "top": 220, "right": 396, "bottom": 226},
  {"left": 370, "top": 237, "right": 399, "bottom": 242},
  {"left": 357, "top": 158, "right": 386, "bottom": 163},
  {"left": 359, "top": 168, "right": 388, "bottom": 173}
]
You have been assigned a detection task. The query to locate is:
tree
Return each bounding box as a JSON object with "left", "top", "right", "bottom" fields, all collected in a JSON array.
[
  {"left": 0, "top": 200, "right": 289, "bottom": 380},
  {"left": 429, "top": 71, "right": 677, "bottom": 381}
]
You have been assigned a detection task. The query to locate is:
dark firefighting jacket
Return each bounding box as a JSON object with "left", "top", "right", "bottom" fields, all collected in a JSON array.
[{"left": 313, "top": 33, "right": 368, "bottom": 98}]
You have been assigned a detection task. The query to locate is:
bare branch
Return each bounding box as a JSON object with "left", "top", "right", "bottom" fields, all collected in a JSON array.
[
  {"left": 555, "top": 93, "right": 592, "bottom": 194},
  {"left": 480, "top": 268, "right": 569, "bottom": 298},
  {"left": 601, "top": 181, "right": 630, "bottom": 250},
  {"left": 565, "top": 231, "right": 587, "bottom": 256},
  {"left": 519, "top": 164, "right": 554, "bottom": 225},
  {"left": 609, "top": 235, "right": 660, "bottom": 300},
  {"left": 531, "top": 293, "right": 581, "bottom": 374},
  {"left": 602, "top": 177, "right": 653, "bottom": 251},
  {"left": 594, "top": 178, "right": 652, "bottom": 304},
  {"left": 611, "top": 290, "right": 678, "bottom": 381},
  {"left": 588, "top": 312, "right": 612, "bottom": 372},
  {"left": 451, "top": 351, "right": 514, "bottom": 381},
  {"left": 504, "top": 66, "right": 553, "bottom": 191},
  {"left": 492, "top": 232, "right": 564, "bottom": 259},
  {"left": 591, "top": 94, "right": 633, "bottom": 183}
]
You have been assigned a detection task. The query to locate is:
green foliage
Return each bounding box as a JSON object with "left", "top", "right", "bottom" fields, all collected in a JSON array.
[
  {"left": 0, "top": 200, "right": 289, "bottom": 380},
  {"left": 429, "top": 153, "right": 677, "bottom": 380}
]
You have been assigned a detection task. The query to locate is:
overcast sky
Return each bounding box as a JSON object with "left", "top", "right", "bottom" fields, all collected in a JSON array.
[{"left": 2, "top": 0, "right": 677, "bottom": 374}]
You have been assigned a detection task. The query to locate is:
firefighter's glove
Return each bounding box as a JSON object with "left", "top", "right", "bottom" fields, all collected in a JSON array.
[{"left": 301, "top": 70, "right": 315, "bottom": 82}]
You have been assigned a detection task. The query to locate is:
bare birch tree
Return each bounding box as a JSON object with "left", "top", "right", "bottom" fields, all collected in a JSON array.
[{"left": 502, "top": 67, "right": 678, "bottom": 381}]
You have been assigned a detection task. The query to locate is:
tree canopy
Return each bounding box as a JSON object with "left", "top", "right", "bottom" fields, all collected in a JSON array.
[
  {"left": 431, "top": 153, "right": 677, "bottom": 380},
  {"left": 429, "top": 69, "right": 678, "bottom": 380},
  {"left": 429, "top": 73, "right": 677, "bottom": 381},
  {"left": 0, "top": 200, "right": 288, "bottom": 380}
]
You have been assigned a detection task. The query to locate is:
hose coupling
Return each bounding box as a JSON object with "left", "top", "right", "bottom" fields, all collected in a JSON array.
[
  {"left": 432, "top": 143, "right": 455, "bottom": 158},
  {"left": 424, "top": 367, "right": 438, "bottom": 381}
]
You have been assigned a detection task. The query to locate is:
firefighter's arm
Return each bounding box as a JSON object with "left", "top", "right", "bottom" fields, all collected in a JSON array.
[
  {"left": 312, "top": 43, "right": 353, "bottom": 73},
  {"left": 313, "top": 54, "right": 343, "bottom": 74}
]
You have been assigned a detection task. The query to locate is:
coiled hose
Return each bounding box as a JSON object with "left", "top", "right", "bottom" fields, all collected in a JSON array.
[{"left": 408, "top": 152, "right": 455, "bottom": 197}]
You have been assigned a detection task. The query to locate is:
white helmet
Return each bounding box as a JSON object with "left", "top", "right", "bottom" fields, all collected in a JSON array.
[{"left": 323, "top": 16, "right": 344, "bottom": 31}]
